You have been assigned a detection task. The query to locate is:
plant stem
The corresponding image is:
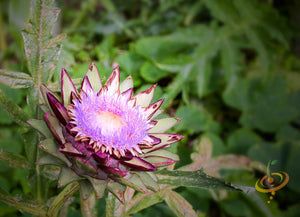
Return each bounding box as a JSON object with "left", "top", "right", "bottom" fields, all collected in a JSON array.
[
  {"left": 80, "top": 191, "right": 98, "bottom": 217},
  {"left": 47, "top": 182, "right": 80, "bottom": 217}
]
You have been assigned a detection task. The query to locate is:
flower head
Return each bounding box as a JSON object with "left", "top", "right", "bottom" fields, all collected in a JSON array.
[{"left": 35, "top": 63, "right": 183, "bottom": 200}]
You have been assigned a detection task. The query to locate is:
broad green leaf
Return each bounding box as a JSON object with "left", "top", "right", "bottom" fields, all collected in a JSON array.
[
  {"left": 0, "top": 150, "right": 30, "bottom": 169},
  {"left": 156, "top": 169, "right": 240, "bottom": 191},
  {"left": 285, "top": 143, "right": 300, "bottom": 193},
  {"left": 204, "top": 0, "right": 289, "bottom": 72},
  {"left": 224, "top": 76, "right": 299, "bottom": 132},
  {"left": 201, "top": 132, "right": 226, "bottom": 156},
  {"left": 0, "top": 89, "right": 28, "bottom": 127},
  {"left": 175, "top": 105, "right": 220, "bottom": 134},
  {"left": 140, "top": 62, "right": 169, "bottom": 82},
  {"left": 115, "top": 51, "right": 145, "bottom": 75},
  {"left": 227, "top": 128, "right": 262, "bottom": 155},
  {"left": 134, "top": 35, "right": 193, "bottom": 63},
  {"left": 0, "top": 70, "right": 33, "bottom": 88},
  {"left": 276, "top": 125, "right": 300, "bottom": 142},
  {"left": 220, "top": 199, "right": 249, "bottom": 217},
  {"left": 163, "top": 190, "right": 197, "bottom": 217}
]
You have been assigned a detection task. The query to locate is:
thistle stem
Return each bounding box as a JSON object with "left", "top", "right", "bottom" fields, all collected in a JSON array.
[
  {"left": 47, "top": 182, "right": 80, "bottom": 217},
  {"left": 36, "top": 164, "right": 42, "bottom": 204},
  {"left": 80, "top": 191, "right": 98, "bottom": 217}
]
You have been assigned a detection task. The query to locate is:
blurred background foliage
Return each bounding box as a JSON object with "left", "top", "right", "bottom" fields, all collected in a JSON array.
[{"left": 1, "top": 0, "right": 300, "bottom": 216}]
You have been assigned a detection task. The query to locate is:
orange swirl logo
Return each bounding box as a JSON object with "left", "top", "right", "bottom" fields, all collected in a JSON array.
[{"left": 255, "top": 160, "right": 289, "bottom": 204}]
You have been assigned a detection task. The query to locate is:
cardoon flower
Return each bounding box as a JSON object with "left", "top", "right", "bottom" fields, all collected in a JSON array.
[{"left": 31, "top": 63, "right": 183, "bottom": 200}]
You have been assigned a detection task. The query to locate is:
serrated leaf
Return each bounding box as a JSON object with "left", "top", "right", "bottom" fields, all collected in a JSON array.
[
  {"left": 0, "top": 70, "right": 34, "bottom": 88},
  {"left": 156, "top": 169, "right": 240, "bottom": 191},
  {"left": 163, "top": 190, "right": 197, "bottom": 217},
  {"left": 22, "top": 0, "right": 64, "bottom": 82}
]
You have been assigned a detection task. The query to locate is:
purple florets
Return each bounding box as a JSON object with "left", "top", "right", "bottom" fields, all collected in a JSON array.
[{"left": 69, "top": 88, "right": 151, "bottom": 156}]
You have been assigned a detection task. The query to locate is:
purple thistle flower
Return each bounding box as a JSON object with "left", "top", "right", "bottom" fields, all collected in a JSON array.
[{"left": 33, "top": 63, "right": 183, "bottom": 199}]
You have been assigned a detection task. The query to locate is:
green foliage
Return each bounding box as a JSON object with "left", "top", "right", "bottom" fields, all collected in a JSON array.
[
  {"left": 1, "top": 0, "right": 300, "bottom": 216},
  {"left": 156, "top": 169, "right": 239, "bottom": 191}
]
